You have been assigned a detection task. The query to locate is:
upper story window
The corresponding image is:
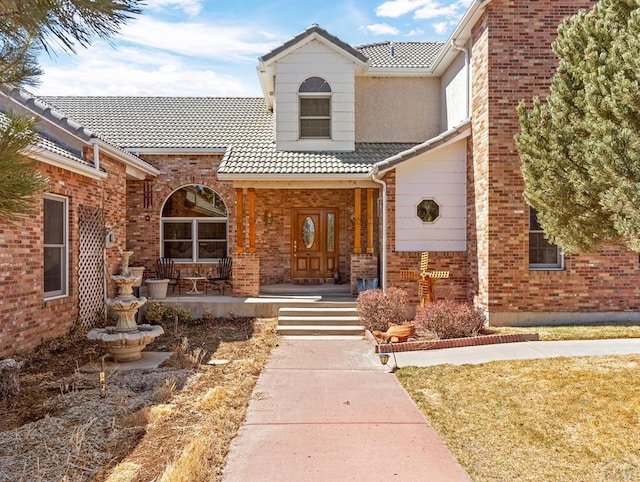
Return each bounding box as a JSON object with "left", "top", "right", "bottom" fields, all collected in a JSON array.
[
  {"left": 299, "top": 76, "right": 331, "bottom": 139},
  {"left": 161, "top": 185, "right": 228, "bottom": 262},
  {"left": 529, "top": 207, "right": 563, "bottom": 270},
  {"left": 44, "top": 194, "right": 68, "bottom": 299}
]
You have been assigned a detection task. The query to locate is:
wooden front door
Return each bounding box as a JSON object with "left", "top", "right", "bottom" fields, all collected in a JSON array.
[{"left": 292, "top": 209, "right": 338, "bottom": 279}]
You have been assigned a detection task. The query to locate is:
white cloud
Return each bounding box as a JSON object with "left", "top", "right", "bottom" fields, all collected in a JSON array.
[
  {"left": 376, "top": 0, "right": 432, "bottom": 19},
  {"left": 414, "top": 2, "right": 459, "bottom": 20},
  {"left": 433, "top": 21, "right": 449, "bottom": 35},
  {"left": 405, "top": 29, "right": 424, "bottom": 37},
  {"left": 375, "top": 0, "right": 468, "bottom": 21},
  {"left": 144, "top": 0, "right": 203, "bottom": 17},
  {"left": 366, "top": 23, "right": 401, "bottom": 35},
  {"left": 118, "top": 17, "right": 281, "bottom": 62}
]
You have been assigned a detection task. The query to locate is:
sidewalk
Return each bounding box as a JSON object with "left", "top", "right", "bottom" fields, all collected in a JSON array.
[
  {"left": 392, "top": 338, "right": 640, "bottom": 367},
  {"left": 222, "top": 338, "right": 471, "bottom": 482}
]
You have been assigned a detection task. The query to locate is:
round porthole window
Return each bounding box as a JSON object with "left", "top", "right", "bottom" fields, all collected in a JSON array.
[{"left": 417, "top": 198, "right": 440, "bottom": 223}]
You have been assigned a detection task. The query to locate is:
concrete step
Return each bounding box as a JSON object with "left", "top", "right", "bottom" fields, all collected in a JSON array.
[
  {"left": 277, "top": 325, "right": 365, "bottom": 336},
  {"left": 276, "top": 303, "right": 364, "bottom": 337}
]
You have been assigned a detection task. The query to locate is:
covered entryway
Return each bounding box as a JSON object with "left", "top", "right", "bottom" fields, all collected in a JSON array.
[{"left": 291, "top": 208, "right": 338, "bottom": 280}]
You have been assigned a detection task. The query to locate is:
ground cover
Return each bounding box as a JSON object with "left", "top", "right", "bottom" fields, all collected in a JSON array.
[
  {"left": 397, "top": 355, "right": 640, "bottom": 481},
  {"left": 489, "top": 322, "right": 640, "bottom": 341},
  {"left": 0, "top": 316, "right": 278, "bottom": 482}
]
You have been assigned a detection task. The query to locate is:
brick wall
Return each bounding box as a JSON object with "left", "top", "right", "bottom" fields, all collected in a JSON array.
[
  {"left": 469, "top": 0, "right": 640, "bottom": 322},
  {"left": 0, "top": 152, "right": 127, "bottom": 357}
]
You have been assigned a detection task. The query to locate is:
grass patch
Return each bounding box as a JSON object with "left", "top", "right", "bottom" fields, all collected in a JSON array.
[
  {"left": 489, "top": 322, "right": 640, "bottom": 341},
  {"left": 397, "top": 355, "right": 640, "bottom": 481}
]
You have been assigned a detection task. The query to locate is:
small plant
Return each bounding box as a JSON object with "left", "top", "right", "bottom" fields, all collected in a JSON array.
[
  {"left": 356, "top": 287, "right": 410, "bottom": 333},
  {"left": 143, "top": 302, "right": 193, "bottom": 327},
  {"left": 413, "top": 300, "right": 486, "bottom": 339},
  {"left": 168, "top": 337, "right": 208, "bottom": 368}
]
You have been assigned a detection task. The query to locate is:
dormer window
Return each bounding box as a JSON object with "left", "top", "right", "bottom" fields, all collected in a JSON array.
[{"left": 299, "top": 76, "right": 331, "bottom": 139}]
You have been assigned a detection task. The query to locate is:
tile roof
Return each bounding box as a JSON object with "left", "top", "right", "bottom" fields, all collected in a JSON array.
[
  {"left": 0, "top": 110, "right": 90, "bottom": 167},
  {"left": 41, "top": 96, "right": 415, "bottom": 176},
  {"left": 356, "top": 41, "right": 444, "bottom": 69}
]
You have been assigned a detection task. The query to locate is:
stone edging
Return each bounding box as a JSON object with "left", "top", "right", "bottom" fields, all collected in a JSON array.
[{"left": 366, "top": 330, "right": 540, "bottom": 353}]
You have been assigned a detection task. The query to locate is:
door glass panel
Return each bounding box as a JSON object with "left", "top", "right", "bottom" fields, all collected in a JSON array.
[
  {"left": 302, "top": 216, "right": 315, "bottom": 248},
  {"left": 327, "top": 213, "right": 335, "bottom": 252}
]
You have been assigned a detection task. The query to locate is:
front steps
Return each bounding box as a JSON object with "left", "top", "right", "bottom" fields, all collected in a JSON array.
[{"left": 277, "top": 303, "right": 364, "bottom": 337}]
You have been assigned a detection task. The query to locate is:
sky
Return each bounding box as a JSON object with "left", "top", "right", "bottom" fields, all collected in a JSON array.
[{"left": 33, "top": 0, "right": 474, "bottom": 98}]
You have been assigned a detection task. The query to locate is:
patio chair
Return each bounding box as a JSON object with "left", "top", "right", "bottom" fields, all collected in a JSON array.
[
  {"left": 155, "top": 257, "right": 181, "bottom": 294},
  {"left": 206, "top": 257, "right": 232, "bottom": 295}
]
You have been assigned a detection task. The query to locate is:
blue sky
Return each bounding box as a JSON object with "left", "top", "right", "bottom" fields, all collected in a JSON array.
[{"left": 33, "top": 0, "right": 473, "bottom": 97}]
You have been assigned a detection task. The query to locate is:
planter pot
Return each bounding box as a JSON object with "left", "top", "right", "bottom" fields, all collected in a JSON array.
[
  {"left": 146, "top": 279, "right": 169, "bottom": 299},
  {"left": 129, "top": 267, "right": 145, "bottom": 287},
  {"left": 357, "top": 278, "right": 379, "bottom": 293}
]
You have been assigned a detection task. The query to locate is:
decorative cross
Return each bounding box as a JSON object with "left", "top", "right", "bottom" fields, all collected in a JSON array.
[{"left": 400, "top": 252, "right": 450, "bottom": 308}]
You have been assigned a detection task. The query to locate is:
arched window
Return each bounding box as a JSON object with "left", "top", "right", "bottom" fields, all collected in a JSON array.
[
  {"left": 161, "top": 185, "right": 228, "bottom": 262},
  {"left": 298, "top": 76, "right": 331, "bottom": 139}
]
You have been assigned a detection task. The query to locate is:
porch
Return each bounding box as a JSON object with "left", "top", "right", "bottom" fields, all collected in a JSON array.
[{"left": 139, "top": 283, "right": 355, "bottom": 320}]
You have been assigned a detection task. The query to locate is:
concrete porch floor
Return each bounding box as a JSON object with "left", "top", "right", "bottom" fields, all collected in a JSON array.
[{"left": 139, "top": 283, "right": 355, "bottom": 319}]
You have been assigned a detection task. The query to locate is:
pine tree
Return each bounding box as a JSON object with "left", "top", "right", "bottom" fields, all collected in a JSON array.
[
  {"left": 0, "top": 1, "right": 142, "bottom": 221},
  {"left": 516, "top": 0, "right": 640, "bottom": 253}
]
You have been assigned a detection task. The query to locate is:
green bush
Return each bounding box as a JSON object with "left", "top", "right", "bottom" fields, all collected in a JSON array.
[
  {"left": 413, "top": 300, "right": 486, "bottom": 339},
  {"left": 143, "top": 302, "right": 192, "bottom": 327},
  {"left": 356, "top": 287, "right": 409, "bottom": 333}
]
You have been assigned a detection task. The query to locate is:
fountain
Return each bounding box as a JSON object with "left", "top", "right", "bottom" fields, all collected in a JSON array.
[{"left": 87, "top": 251, "right": 164, "bottom": 363}]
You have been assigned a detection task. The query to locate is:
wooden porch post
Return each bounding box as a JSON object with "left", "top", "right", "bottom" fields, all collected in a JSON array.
[
  {"left": 235, "top": 188, "right": 244, "bottom": 253},
  {"left": 367, "top": 188, "right": 374, "bottom": 254},
  {"left": 248, "top": 188, "right": 256, "bottom": 253},
  {"left": 354, "top": 188, "right": 362, "bottom": 254}
]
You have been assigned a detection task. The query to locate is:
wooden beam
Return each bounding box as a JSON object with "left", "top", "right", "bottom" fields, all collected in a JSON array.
[
  {"left": 235, "top": 188, "right": 244, "bottom": 253},
  {"left": 367, "top": 188, "right": 374, "bottom": 254},
  {"left": 248, "top": 188, "right": 256, "bottom": 253},
  {"left": 354, "top": 188, "right": 361, "bottom": 254}
]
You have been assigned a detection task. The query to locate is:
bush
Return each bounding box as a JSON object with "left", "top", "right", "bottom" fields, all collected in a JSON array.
[
  {"left": 413, "top": 300, "right": 486, "bottom": 339},
  {"left": 356, "top": 287, "right": 409, "bottom": 333},
  {"left": 143, "top": 302, "right": 193, "bottom": 327}
]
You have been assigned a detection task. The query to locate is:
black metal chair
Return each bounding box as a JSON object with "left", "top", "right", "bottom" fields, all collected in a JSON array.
[
  {"left": 155, "top": 257, "right": 181, "bottom": 293},
  {"left": 207, "top": 257, "right": 232, "bottom": 295}
]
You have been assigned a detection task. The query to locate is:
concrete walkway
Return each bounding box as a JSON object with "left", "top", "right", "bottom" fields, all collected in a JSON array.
[
  {"left": 222, "top": 337, "right": 640, "bottom": 481},
  {"left": 222, "top": 338, "right": 471, "bottom": 482},
  {"left": 393, "top": 338, "right": 640, "bottom": 367}
]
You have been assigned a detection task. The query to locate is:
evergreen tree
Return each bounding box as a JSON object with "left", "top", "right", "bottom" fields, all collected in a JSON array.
[
  {"left": 0, "top": 1, "right": 142, "bottom": 221},
  {"left": 516, "top": 0, "right": 640, "bottom": 253}
]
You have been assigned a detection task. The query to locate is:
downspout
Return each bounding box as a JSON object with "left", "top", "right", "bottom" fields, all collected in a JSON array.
[
  {"left": 370, "top": 166, "right": 387, "bottom": 291},
  {"left": 91, "top": 139, "right": 100, "bottom": 172},
  {"left": 452, "top": 41, "right": 470, "bottom": 119}
]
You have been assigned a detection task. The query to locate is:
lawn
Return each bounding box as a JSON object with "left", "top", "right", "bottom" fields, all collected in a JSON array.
[
  {"left": 489, "top": 322, "right": 640, "bottom": 341},
  {"left": 397, "top": 355, "right": 640, "bottom": 481}
]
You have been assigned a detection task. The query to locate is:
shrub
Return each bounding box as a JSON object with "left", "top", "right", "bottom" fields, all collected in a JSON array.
[
  {"left": 413, "top": 300, "right": 486, "bottom": 339},
  {"left": 143, "top": 302, "right": 193, "bottom": 327},
  {"left": 356, "top": 287, "right": 409, "bottom": 333}
]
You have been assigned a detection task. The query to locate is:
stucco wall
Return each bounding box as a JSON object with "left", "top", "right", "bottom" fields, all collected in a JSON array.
[{"left": 355, "top": 76, "right": 440, "bottom": 143}]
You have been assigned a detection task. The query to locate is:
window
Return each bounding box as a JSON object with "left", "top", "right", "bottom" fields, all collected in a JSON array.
[
  {"left": 299, "top": 76, "right": 331, "bottom": 139},
  {"left": 529, "top": 207, "right": 563, "bottom": 269},
  {"left": 44, "top": 195, "right": 68, "bottom": 298},
  {"left": 161, "top": 185, "right": 228, "bottom": 262},
  {"left": 417, "top": 198, "right": 441, "bottom": 223}
]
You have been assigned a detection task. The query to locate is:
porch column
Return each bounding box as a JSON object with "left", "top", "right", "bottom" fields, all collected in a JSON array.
[
  {"left": 354, "top": 188, "right": 362, "bottom": 254},
  {"left": 235, "top": 188, "right": 244, "bottom": 253},
  {"left": 248, "top": 188, "right": 256, "bottom": 253},
  {"left": 367, "top": 188, "right": 374, "bottom": 254}
]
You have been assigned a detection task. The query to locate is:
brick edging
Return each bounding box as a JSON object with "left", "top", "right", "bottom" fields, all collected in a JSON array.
[{"left": 366, "top": 330, "right": 540, "bottom": 353}]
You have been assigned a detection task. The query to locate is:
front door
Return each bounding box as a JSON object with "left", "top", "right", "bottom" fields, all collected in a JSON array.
[{"left": 292, "top": 209, "right": 338, "bottom": 279}]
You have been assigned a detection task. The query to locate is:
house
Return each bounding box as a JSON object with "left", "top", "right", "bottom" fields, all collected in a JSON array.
[{"left": 5, "top": 0, "right": 635, "bottom": 358}]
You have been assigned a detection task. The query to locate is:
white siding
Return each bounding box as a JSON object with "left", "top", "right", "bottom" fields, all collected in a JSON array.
[
  {"left": 440, "top": 50, "right": 468, "bottom": 130},
  {"left": 274, "top": 39, "right": 356, "bottom": 151},
  {"left": 395, "top": 140, "right": 467, "bottom": 252}
]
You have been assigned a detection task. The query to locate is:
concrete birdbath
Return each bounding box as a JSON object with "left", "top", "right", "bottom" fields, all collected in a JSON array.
[{"left": 87, "top": 251, "right": 164, "bottom": 363}]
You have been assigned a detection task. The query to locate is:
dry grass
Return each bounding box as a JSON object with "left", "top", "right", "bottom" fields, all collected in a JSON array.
[
  {"left": 105, "top": 318, "right": 277, "bottom": 482},
  {"left": 489, "top": 322, "right": 640, "bottom": 341},
  {"left": 397, "top": 355, "right": 640, "bottom": 481}
]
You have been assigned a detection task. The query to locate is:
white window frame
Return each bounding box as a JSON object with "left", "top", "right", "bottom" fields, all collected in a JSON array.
[
  {"left": 160, "top": 218, "right": 228, "bottom": 263},
  {"left": 529, "top": 207, "right": 563, "bottom": 270},
  {"left": 298, "top": 94, "right": 332, "bottom": 139},
  {"left": 44, "top": 194, "right": 69, "bottom": 299}
]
